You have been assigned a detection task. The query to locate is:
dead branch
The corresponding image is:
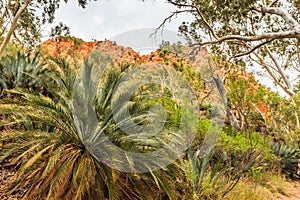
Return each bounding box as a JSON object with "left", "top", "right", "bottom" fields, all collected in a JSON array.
[
  {"left": 154, "top": 9, "right": 196, "bottom": 33},
  {"left": 166, "top": 0, "right": 217, "bottom": 39}
]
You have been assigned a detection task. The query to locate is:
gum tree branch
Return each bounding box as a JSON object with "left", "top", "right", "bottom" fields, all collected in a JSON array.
[
  {"left": 189, "top": 5, "right": 300, "bottom": 47},
  {"left": 231, "top": 39, "right": 274, "bottom": 59},
  {"left": 250, "top": 50, "right": 295, "bottom": 97},
  {"left": 264, "top": 45, "right": 292, "bottom": 91},
  {"left": 261, "top": 6, "right": 300, "bottom": 31},
  {"left": 191, "top": 31, "right": 300, "bottom": 47}
]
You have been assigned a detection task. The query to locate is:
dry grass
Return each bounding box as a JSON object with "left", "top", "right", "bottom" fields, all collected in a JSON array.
[
  {"left": 223, "top": 173, "right": 293, "bottom": 200},
  {"left": 223, "top": 179, "right": 273, "bottom": 200}
]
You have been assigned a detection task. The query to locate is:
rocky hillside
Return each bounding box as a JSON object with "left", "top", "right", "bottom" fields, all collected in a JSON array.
[
  {"left": 38, "top": 37, "right": 268, "bottom": 118},
  {"left": 38, "top": 37, "right": 190, "bottom": 66}
]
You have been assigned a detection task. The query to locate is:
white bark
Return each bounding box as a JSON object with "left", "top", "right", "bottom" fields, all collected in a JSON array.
[
  {"left": 195, "top": 31, "right": 300, "bottom": 46},
  {"left": 261, "top": 6, "right": 300, "bottom": 32},
  {"left": 250, "top": 50, "right": 295, "bottom": 97},
  {"left": 264, "top": 46, "right": 293, "bottom": 93}
]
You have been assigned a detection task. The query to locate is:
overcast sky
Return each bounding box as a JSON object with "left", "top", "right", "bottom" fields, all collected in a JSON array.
[{"left": 42, "top": 0, "right": 193, "bottom": 42}]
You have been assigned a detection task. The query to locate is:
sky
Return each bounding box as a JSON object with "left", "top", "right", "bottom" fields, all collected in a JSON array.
[{"left": 43, "top": 0, "right": 193, "bottom": 42}]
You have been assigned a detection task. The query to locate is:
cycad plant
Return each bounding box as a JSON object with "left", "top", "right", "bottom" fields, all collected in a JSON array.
[
  {"left": 272, "top": 143, "right": 300, "bottom": 179},
  {"left": 0, "top": 52, "right": 49, "bottom": 97},
  {"left": 0, "top": 51, "right": 187, "bottom": 199},
  {"left": 0, "top": 52, "right": 52, "bottom": 132},
  {"left": 185, "top": 141, "right": 240, "bottom": 200}
]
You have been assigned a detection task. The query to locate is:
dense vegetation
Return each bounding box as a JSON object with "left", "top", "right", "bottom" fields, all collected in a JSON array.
[
  {"left": 0, "top": 38, "right": 299, "bottom": 199},
  {"left": 0, "top": 0, "right": 299, "bottom": 199}
]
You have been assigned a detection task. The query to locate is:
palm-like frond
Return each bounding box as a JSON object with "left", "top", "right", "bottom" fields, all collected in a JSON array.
[
  {"left": 272, "top": 143, "right": 300, "bottom": 179},
  {"left": 0, "top": 51, "right": 187, "bottom": 199},
  {"left": 0, "top": 52, "right": 49, "bottom": 97},
  {"left": 0, "top": 130, "right": 108, "bottom": 199}
]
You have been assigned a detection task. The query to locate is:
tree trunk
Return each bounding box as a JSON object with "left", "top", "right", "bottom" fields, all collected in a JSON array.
[{"left": 0, "top": 0, "right": 31, "bottom": 58}]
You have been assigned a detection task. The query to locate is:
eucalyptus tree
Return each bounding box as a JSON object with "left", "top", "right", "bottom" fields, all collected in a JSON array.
[
  {"left": 161, "top": 0, "right": 300, "bottom": 128},
  {"left": 0, "top": 0, "right": 94, "bottom": 57},
  {"left": 162, "top": 0, "right": 299, "bottom": 96}
]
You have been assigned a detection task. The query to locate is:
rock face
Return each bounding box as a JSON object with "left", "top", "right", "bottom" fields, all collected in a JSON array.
[
  {"left": 40, "top": 38, "right": 98, "bottom": 59},
  {"left": 38, "top": 37, "right": 190, "bottom": 66},
  {"left": 39, "top": 38, "right": 136, "bottom": 64}
]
